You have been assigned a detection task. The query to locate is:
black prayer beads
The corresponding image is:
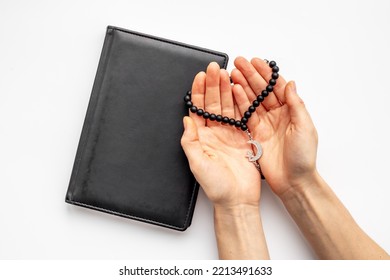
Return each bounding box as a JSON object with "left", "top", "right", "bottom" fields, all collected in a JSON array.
[{"left": 184, "top": 60, "right": 279, "bottom": 131}]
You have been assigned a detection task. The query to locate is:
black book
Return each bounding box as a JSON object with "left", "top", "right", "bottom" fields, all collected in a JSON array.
[{"left": 65, "top": 26, "right": 228, "bottom": 231}]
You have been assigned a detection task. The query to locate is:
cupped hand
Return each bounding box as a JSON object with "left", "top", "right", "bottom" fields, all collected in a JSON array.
[
  {"left": 231, "top": 57, "right": 319, "bottom": 197},
  {"left": 181, "top": 62, "right": 261, "bottom": 209}
]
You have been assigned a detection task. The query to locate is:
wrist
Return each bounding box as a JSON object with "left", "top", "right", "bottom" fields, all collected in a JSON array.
[
  {"left": 279, "top": 170, "right": 324, "bottom": 203},
  {"left": 214, "top": 203, "right": 260, "bottom": 219},
  {"left": 213, "top": 203, "right": 269, "bottom": 259}
]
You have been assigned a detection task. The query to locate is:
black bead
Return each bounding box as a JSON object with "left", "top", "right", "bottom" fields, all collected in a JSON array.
[
  {"left": 196, "top": 109, "right": 204, "bottom": 116},
  {"left": 272, "top": 72, "right": 279, "bottom": 79},
  {"left": 269, "top": 79, "right": 276, "bottom": 86},
  {"left": 190, "top": 106, "right": 197, "bottom": 113},
  {"left": 235, "top": 120, "right": 241, "bottom": 127},
  {"left": 262, "top": 90, "right": 269, "bottom": 97},
  {"left": 269, "top": 61, "right": 276, "bottom": 67},
  {"left": 244, "top": 111, "right": 251, "bottom": 118},
  {"left": 209, "top": 113, "right": 216, "bottom": 121},
  {"left": 185, "top": 101, "right": 193, "bottom": 108},
  {"left": 257, "top": 95, "right": 264, "bottom": 102},
  {"left": 216, "top": 114, "right": 223, "bottom": 122},
  {"left": 266, "top": 85, "right": 273, "bottom": 92},
  {"left": 184, "top": 95, "right": 191, "bottom": 102},
  {"left": 253, "top": 100, "right": 260, "bottom": 107},
  {"left": 229, "top": 118, "right": 236, "bottom": 125},
  {"left": 203, "top": 112, "right": 210, "bottom": 119},
  {"left": 222, "top": 116, "right": 229, "bottom": 123},
  {"left": 187, "top": 90, "right": 192, "bottom": 95},
  {"left": 248, "top": 105, "right": 256, "bottom": 113},
  {"left": 241, "top": 124, "right": 248, "bottom": 131},
  {"left": 241, "top": 117, "right": 248, "bottom": 124},
  {"left": 272, "top": 66, "right": 279, "bottom": 73}
]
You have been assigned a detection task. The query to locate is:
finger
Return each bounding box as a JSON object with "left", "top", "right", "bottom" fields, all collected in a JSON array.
[
  {"left": 231, "top": 68, "right": 257, "bottom": 101},
  {"left": 251, "top": 57, "right": 287, "bottom": 104},
  {"left": 205, "top": 62, "right": 221, "bottom": 125},
  {"left": 234, "top": 56, "right": 281, "bottom": 111},
  {"left": 232, "top": 84, "right": 260, "bottom": 130},
  {"left": 220, "top": 69, "right": 235, "bottom": 119},
  {"left": 181, "top": 116, "right": 205, "bottom": 170},
  {"left": 190, "top": 71, "right": 206, "bottom": 127},
  {"left": 234, "top": 104, "right": 241, "bottom": 120},
  {"left": 285, "top": 81, "right": 311, "bottom": 125},
  {"left": 231, "top": 68, "right": 267, "bottom": 117}
]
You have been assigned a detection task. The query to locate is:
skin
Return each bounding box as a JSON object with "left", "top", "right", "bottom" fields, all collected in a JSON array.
[
  {"left": 181, "top": 62, "right": 269, "bottom": 259},
  {"left": 181, "top": 58, "right": 390, "bottom": 260},
  {"left": 230, "top": 56, "right": 318, "bottom": 197}
]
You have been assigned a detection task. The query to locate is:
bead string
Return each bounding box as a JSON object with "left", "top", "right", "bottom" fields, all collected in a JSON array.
[{"left": 184, "top": 60, "right": 279, "bottom": 131}]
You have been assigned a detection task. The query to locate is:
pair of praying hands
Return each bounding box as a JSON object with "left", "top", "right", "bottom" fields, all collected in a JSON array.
[{"left": 181, "top": 57, "right": 317, "bottom": 211}]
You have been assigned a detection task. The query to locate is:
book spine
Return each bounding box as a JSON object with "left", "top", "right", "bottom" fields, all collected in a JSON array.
[{"left": 65, "top": 27, "right": 116, "bottom": 202}]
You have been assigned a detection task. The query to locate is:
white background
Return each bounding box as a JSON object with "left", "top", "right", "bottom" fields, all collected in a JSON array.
[{"left": 1, "top": 0, "right": 389, "bottom": 259}]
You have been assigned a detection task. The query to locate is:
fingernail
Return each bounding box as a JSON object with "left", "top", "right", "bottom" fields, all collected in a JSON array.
[
  {"left": 210, "top": 61, "right": 219, "bottom": 68},
  {"left": 290, "top": 81, "right": 297, "bottom": 93},
  {"left": 183, "top": 116, "right": 188, "bottom": 130}
]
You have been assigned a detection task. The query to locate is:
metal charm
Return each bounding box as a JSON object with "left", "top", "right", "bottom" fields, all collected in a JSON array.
[
  {"left": 245, "top": 130, "right": 263, "bottom": 162},
  {"left": 246, "top": 139, "right": 263, "bottom": 162},
  {"left": 244, "top": 130, "right": 265, "bottom": 178}
]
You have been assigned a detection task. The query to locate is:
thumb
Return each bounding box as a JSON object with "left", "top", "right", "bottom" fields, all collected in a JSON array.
[
  {"left": 285, "top": 81, "right": 309, "bottom": 125},
  {"left": 181, "top": 116, "right": 204, "bottom": 165}
]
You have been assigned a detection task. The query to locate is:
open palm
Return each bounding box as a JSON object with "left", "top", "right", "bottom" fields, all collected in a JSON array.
[
  {"left": 231, "top": 57, "right": 318, "bottom": 196},
  {"left": 181, "top": 63, "right": 261, "bottom": 208}
]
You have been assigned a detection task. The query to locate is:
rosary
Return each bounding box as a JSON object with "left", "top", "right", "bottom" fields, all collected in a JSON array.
[{"left": 184, "top": 60, "right": 279, "bottom": 175}]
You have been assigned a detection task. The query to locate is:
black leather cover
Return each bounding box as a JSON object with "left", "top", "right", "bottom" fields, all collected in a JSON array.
[{"left": 65, "top": 26, "right": 228, "bottom": 231}]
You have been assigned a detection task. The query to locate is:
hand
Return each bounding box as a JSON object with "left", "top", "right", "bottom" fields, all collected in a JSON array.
[
  {"left": 181, "top": 62, "right": 262, "bottom": 209},
  {"left": 231, "top": 57, "right": 319, "bottom": 197},
  {"left": 181, "top": 62, "right": 269, "bottom": 259},
  {"left": 228, "top": 57, "right": 389, "bottom": 260}
]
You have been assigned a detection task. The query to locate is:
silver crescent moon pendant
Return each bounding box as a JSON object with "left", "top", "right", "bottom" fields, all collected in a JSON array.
[{"left": 246, "top": 139, "right": 263, "bottom": 162}]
